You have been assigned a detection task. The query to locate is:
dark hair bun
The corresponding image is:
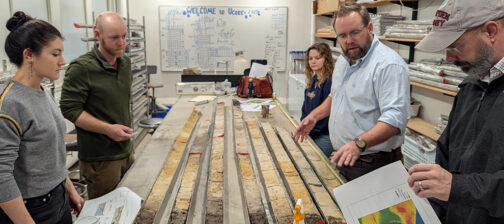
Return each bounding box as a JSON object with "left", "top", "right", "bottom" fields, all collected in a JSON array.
[{"left": 6, "top": 11, "right": 33, "bottom": 32}]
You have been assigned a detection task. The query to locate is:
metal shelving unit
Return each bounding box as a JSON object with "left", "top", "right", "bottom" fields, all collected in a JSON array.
[{"left": 126, "top": 16, "right": 149, "bottom": 147}]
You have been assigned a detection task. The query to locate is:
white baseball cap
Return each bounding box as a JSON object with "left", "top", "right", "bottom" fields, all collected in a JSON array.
[{"left": 416, "top": 0, "right": 504, "bottom": 52}]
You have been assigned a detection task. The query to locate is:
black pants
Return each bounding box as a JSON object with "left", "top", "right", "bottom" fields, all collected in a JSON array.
[
  {"left": 0, "top": 181, "right": 72, "bottom": 224},
  {"left": 338, "top": 147, "right": 403, "bottom": 181}
]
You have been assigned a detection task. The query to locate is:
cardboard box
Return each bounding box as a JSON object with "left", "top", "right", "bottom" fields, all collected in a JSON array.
[{"left": 317, "top": 0, "right": 339, "bottom": 15}]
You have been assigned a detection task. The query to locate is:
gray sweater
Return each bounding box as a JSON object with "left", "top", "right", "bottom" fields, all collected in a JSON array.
[{"left": 0, "top": 80, "right": 67, "bottom": 202}]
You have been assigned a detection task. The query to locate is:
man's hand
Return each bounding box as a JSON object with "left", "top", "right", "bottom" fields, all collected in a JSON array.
[
  {"left": 331, "top": 141, "right": 361, "bottom": 167},
  {"left": 408, "top": 164, "right": 452, "bottom": 201},
  {"left": 105, "top": 124, "right": 134, "bottom": 141},
  {"left": 293, "top": 116, "right": 317, "bottom": 142}
]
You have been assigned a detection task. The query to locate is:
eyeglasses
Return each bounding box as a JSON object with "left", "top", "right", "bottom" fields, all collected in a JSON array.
[
  {"left": 445, "top": 37, "right": 469, "bottom": 55},
  {"left": 336, "top": 25, "right": 367, "bottom": 40},
  {"left": 445, "top": 27, "right": 479, "bottom": 55}
]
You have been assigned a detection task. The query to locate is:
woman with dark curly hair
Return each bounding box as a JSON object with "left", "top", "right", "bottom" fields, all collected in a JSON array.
[
  {"left": 0, "top": 11, "right": 84, "bottom": 224},
  {"left": 300, "top": 42, "right": 335, "bottom": 157}
]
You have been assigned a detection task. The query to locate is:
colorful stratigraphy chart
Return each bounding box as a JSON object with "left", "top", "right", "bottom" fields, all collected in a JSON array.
[{"left": 359, "top": 199, "right": 424, "bottom": 224}]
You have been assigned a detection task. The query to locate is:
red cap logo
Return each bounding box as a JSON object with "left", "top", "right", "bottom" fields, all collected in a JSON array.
[{"left": 433, "top": 10, "right": 451, "bottom": 27}]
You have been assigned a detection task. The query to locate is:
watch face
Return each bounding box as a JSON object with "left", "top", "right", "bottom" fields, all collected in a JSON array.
[{"left": 355, "top": 138, "right": 366, "bottom": 148}]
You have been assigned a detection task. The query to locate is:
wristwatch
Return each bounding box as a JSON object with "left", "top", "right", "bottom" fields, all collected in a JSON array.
[{"left": 353, "top": 137, "right": 367, "bottom": 152}]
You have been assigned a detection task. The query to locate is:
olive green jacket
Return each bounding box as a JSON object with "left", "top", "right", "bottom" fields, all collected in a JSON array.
[{"left": 60, "top": 46, "right": 132, "bottom": 162}]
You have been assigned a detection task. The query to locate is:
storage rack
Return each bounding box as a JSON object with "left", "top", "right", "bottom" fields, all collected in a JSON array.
[{"left": 127, "top": 17, "right": 150, "bottom": 147}]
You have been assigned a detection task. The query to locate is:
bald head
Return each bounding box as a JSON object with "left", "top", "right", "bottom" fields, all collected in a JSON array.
[
  {"left": 94, "top": 11, "right": 127, "bottom": 61},
  {"left": 95, "top": 11, "right": 125, "bottom": 32}
]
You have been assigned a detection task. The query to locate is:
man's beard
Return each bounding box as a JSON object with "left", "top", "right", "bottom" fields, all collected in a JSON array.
[
  {"left": 343, "top": 35, "right": 373, "bottom": 61},
  {"left": 101, "top": 40, "right": 124, "bottom": 58},
  {"left": 454, "top": 38, "right": 495, "bottom": 78}
]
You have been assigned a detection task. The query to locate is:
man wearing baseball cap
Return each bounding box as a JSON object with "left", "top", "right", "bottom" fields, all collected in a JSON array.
[{"left": 408, "top": 0, "right": 504, "bottom": 223}]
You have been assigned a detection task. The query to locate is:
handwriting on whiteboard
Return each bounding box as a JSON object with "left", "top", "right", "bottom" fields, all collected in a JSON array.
[
  {"left": 159, "top": 6, "right": 287, "bottom": 71},
  {"left": 178, "top": 7, "right": 262, "bottom": 18}
]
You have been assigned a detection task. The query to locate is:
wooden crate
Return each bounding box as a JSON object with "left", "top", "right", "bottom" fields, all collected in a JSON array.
[{"left": 317, "top": 0, "right": 340, "bottom": 15}]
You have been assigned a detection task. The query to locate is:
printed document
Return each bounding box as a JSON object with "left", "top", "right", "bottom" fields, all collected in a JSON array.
[
  {"left": 74, "top": 187, "right": 142, "bottom": 224},
  {"left": 333, "top": 161, "right": 441, "bottom": 224},
  {"left": 249, "top": 62, "right": 270, "bottom": 78}
]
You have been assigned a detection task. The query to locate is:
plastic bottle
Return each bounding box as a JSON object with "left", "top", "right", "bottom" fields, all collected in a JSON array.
[
  {"left": 290, "top": 51, "right": 306, "bottom": 74},
  {"left": 289, "top": 51, "right": 296, "bottom": 73},
  {"left": 233, "top": 51, "right": 248, "bottom": 75},
  {"left": 296, "top": 51, "right": 306, "bottom": 74},
  {"left": 222, "top": 79, "right": 231, "bottom": 90},
  {"left": 295, "top": 51, "right": 301, "bottom": 73},
  {"left": 293, "top": 198, "right": 305, "bottom": 224}
]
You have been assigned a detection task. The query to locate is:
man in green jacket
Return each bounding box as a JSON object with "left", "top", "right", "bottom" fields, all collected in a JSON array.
[{"left": 60, "top": 11, "right": 134, "bottom": 199}]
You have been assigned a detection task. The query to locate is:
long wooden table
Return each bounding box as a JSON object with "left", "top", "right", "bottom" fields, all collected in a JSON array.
[{"left": 119, "top": 96, "right": 345, "bottom": 224}]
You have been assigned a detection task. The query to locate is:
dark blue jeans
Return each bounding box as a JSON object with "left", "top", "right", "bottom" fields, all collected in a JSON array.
[
  {"left": 313, "top": 134, "right": 334, "bottom": 158},
  {"left": 0, "top": 181, "right": 72, "bottom": 224}
]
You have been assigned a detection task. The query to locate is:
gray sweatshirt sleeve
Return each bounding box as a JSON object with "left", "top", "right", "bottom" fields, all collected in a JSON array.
[{"left": 0, "top": 116, "right": 22, "bottom": 202}]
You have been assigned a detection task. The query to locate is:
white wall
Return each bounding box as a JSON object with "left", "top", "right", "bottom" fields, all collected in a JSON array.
[
  {"left": 0, "top": 0, "right": 11, "bottom": 70},
  {"left": 12, "top": 0, "right": 49, "bottom": 21},
  {"left": 60, "top": 0, "right": 88, "bottom": 62},
  {"left": 377, "top": 0, "right": 454, "bottom": 124},
  {"left": 127, "top": 0, "right": 313, "bottom": 102}
]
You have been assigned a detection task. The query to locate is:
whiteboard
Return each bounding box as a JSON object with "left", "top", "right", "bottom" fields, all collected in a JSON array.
[{"left": 159, "top": 6, "right": 288, "bottom": 72}]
